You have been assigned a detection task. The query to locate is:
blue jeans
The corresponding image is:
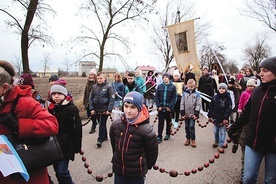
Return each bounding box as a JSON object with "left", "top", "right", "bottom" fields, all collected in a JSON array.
[
  {"left": 96, "top": 114, "right": 108, "bottom": 142},
  {"left": 114, "top": 174, "right": 145, "bottom": 184},
  {"left": 53, "top": 159, "right": 74, "bottom": 184},
  {"left": 243, "top": 146, "right": 276, "bottom": 184},
  {"left": 213, "top": 125, "right": 226, "bottom": 147},
  {"left": 185, "top": 119, "right": 195, "bottom": 140}
]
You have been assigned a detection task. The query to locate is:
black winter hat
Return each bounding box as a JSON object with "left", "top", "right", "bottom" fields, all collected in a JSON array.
[
  {"left": 259, "top": 56, "right": 276, "bottom": 75},
  {"left": 162, "top": 73, "right": 171, "bottom": 79},
  {"left": 49, "top": 74, "right": 59, "bottom": 82}
]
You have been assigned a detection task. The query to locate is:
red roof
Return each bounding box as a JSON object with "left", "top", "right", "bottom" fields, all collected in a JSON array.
[{"left": 135, "top": 65, "right": 156, "bottom": 71}]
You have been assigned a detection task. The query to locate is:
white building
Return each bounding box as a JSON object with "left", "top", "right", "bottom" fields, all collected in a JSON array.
[{"left": 78, "top": 61, "right": 97, "bottom": 76}]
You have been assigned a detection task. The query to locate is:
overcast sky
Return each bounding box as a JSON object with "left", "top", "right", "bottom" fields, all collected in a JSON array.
[{"left": 0, "top": 0, "right": 275, "bottom": 72}]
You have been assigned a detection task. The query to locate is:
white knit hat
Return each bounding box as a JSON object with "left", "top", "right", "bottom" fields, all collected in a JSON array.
[
  {"left": 173, "top": 69, "right": 180, "bottom": 77},
  {"left": 89, "top": 69, "right": 97, "bottom": 75},
  {"left": 247, "top": 79, "right": 256, "bottom": 86},
  {"left": 51, "top": 84, "right": 68, "bottom": 96}
]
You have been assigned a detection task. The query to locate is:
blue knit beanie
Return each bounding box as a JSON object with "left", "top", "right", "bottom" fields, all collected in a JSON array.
[
  {"left": 162, "top": 73, "right": 171, "bottom": 79},
  {"left": 123, "top": 91, "right": 144, "bottom": 112}
]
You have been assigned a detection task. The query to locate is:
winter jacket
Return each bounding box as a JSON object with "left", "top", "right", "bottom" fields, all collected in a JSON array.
[
  {"left": 48, "top": 99, "right": 82, "bottom": 160},
  {"left": 155, "top": 82, "right": 177, "bottom": 110},
  {"left": 89, "top": 81, "right": 115, "bottom": 113},
  {"left": 123, "top": 82, "right": 140, "bottom": 98},
  {"left": 111, "top": 81, "right": 124, "bottom": 101},
  {"left": 237, "top": 89, "right": 253, "bottom": 113},
  {"left": 208, "top": 91, "right": 232, "bottom": 126},
  {"left": 0, "top": 85, "right": 58, "bottom": 184},
  {"left": 198, "top": 74, "right": 215, "bottom": 96},
  {"left": 135, "top": 76, "right": 146, "bottom": 94},
  {"left": 228, "top": 79, "right": 276, "bottom": 154},
  {"left": 109, "top": 105, "right": 158, "bottom": 177},
  {"left": 83, "top": 80, "right": 96, "bottom": 107},
  {"left": 180, "top": 88, "right": 201, "bottom": 118}
]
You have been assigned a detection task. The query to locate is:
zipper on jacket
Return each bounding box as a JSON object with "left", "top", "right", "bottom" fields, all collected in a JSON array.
[
  {"left": 254, "top": 88, "right": 269, "bottom": 148},
  {"left": 126, "top": 134, "right": 132, "bottom": 152},
  {"left": 139, "top": 156, "right": 143, "bottom": 172},
  {"left": 118, "top": 132, "right": 123, "bottom": 150}
]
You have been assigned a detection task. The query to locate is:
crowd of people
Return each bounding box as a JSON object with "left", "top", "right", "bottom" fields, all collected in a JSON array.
[{"left": 0, "top": 56, "right": 275, "bottom": 184}]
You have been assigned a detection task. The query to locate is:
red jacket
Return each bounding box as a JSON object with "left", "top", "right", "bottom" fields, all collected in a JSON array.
[{"left": 0, "top": 85, "right": 58, "bottom": 184}]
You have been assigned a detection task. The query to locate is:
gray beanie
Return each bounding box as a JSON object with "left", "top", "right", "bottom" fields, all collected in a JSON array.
[
  {"left": 259, "top": 56, "right": 276, "bottom": 75},
  {"left": 123, "top": 91, "right": 144, "bottom": 112},
  {"left": 218, "top": 83, "right": 228, "bottom": 90},
  {"left": 51, "top": 84, "right": 68, "bottom": 96}
]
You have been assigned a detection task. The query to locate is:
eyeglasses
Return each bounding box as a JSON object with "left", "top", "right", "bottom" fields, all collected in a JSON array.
[{"left": 247, "top": 85, "right": 255, "bottom": 87}]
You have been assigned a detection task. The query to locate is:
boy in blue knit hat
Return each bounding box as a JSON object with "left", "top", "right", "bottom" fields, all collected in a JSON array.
[{"left": 110, "top": 91, "right": 158, "bottom": 184}]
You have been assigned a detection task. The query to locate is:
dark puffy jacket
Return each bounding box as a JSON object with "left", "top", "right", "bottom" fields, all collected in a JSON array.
[
  {"left": 109, "top": 106, "right": 158, "bottom": 177},
  {"left": 89, "top": 81, "right": 115, "bottom": 113},
  {"left": 208, "top": 92, "right": 232, "bottom": 125},
  {"left": 198, "top": 74, "right": 215, "bottom": 96},
  {"left": 48, "top": 99, "right": 82, "bottom": 160},
  {"left": 228, "top": 79, "right": 276, "bottom": 154},
  {"left": 155, "top": 82, "right": 177, "bottom": 110}
]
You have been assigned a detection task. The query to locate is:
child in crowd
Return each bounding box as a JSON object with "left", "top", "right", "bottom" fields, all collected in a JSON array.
[
  {"left": 237, "top": 79, "right": 256, "bottom": 116},
  {"left": 208, "top": 83, "right": 232, "bottom": 149},
  {"left": 83, "top": 69, "right": 98, "bottom": 134},
  {"left": 144, "top": 70, "right": 156, "bottom": 110},
  {"left": 227, "top": 78, "right": 241, "bottom": 124},
  {"left": 48, "top": 84, "right": 82, "bottom": 184},
  {"left": 180, "top": 79, "right": 201, "bottom": 147},
  {"left": 155, "top": 73, "right": 177, "bottom": 143},
  {"left": 111, "top": 72, "right": 124, "bottom": 119},
  {"left": 134, "top": 70, "right": 146, "bottom": 94},
  {"left": 109, "top": 91, "right": 158, "bottom": 184},
  {"left": 123, "top": 71, "right": 140, "bottom": 97},
  {"left": 89, "top": 72, "right": 115, "bottom": 147},
  {"left": 171, "top": 70, "right": 184, "bottom": 129}
]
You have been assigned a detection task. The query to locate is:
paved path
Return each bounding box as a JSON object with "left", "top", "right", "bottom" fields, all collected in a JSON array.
[{"left": 48, "top": 114, "right": 264, "bottom": 184}]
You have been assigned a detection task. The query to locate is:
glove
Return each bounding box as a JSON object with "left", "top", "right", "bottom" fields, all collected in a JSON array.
[{"left": 0, "top": 113, "right": 19, "bottom": 133}]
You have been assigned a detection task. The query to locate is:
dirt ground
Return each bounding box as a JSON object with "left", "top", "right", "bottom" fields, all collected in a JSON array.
[{"left": 33, "top": 77, "right": 88, "bottom": 118}]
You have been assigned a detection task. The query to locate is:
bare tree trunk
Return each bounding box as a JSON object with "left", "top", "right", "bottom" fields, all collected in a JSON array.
[{"left": 21, "top": 0, "right": 39, "bottom": 73}]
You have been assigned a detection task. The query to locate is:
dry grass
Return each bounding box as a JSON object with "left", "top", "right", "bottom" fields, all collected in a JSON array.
[{"left": 34, "top": 77, "right": 87, "bottom": 119}]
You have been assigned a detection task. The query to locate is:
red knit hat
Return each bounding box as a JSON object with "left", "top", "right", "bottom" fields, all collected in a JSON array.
[{"left": 21, "top": 73, "right": 34, "bottom": 89}]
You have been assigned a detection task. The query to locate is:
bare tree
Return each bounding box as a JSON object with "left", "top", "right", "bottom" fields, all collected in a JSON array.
[
  {"left": 41, "top": 53, "right": 52, "bottom": 77},
  {"left": 226, "top": 60, "right": 239, "bottom": 74},
  {"left": 198, "top": 42, "right": 227, "bottom": 72},
  {"left": 73, "top": 0, "right": 157, "bottom": 72},
  {"left": 11, "top": 55, "right": 23, "bottom": 76},
  {"left": 63, "top": 58, "right": 71, "bottom": 77},
  {"left": 0, "top": 0, "right": 56, "bottom": 73},
  {"left": 242, "top": 33, "right": 271, "bottom": 72},
  {"left": 149, "top": 0, "right": 211, "bottom": 72},
  {"left": 241, "top": 0, "right": 276, "bottom": 32}
]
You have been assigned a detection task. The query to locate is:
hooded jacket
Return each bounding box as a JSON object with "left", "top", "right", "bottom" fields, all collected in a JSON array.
[
  {"left": 180, "top": 88, "right": 201, "bottom": 118},
  {"left": 208, "top": 91, "right": 232, "bottom": 125},
  {"left": 109, "top": 105, "right": 158, "bottom": 177},
  {"left": 0, "top": 85, "right": 58, "bottom": 184},
  {"left": 48, "top": 98, "right": 82, "bottom": 160}
]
